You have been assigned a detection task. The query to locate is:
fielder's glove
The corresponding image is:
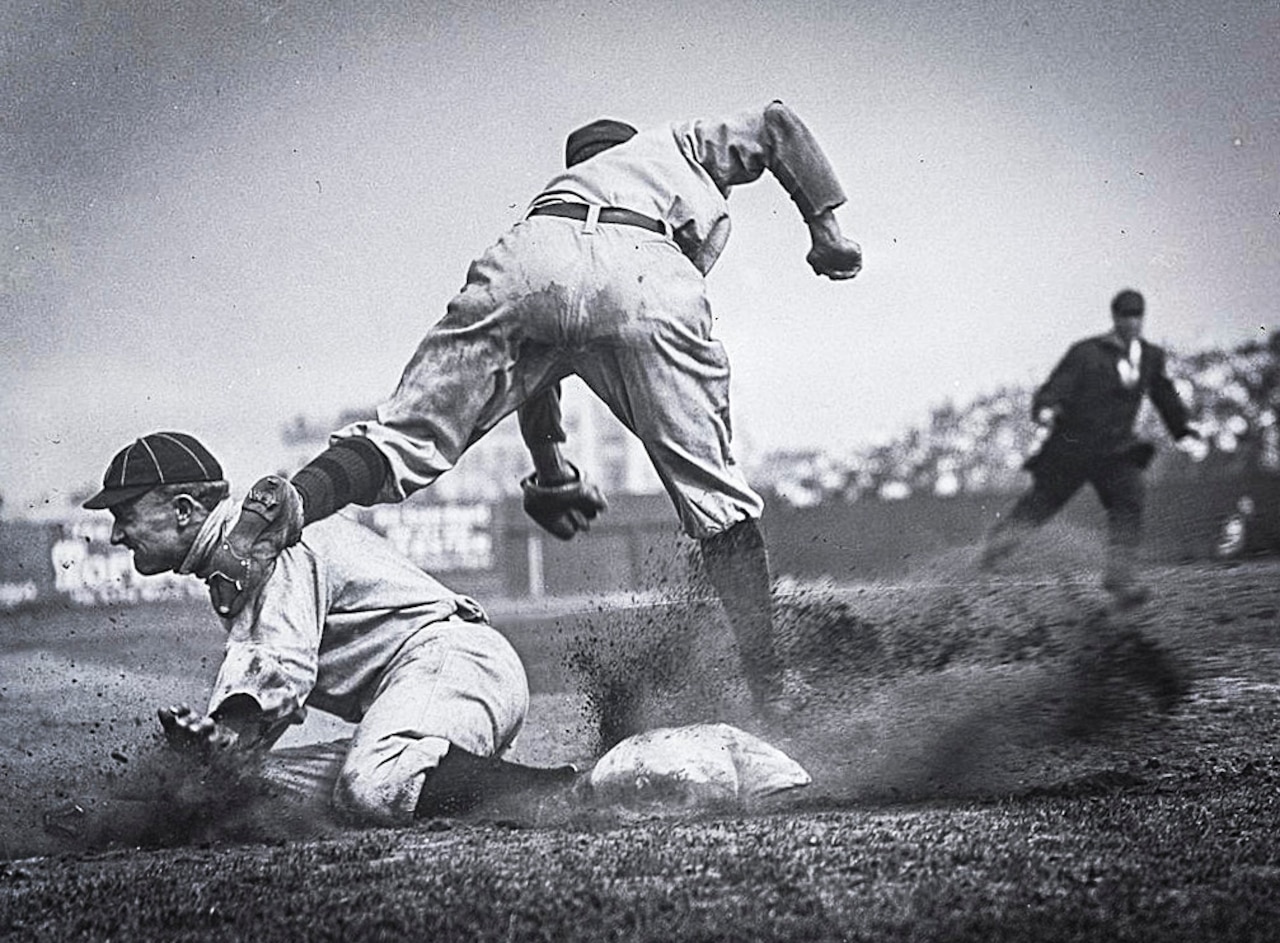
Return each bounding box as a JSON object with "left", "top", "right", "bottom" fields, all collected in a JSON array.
[
  {"left": 521, "top": 464, "right": 608, "bottom": 540},
  {"left": 205, "top": 475, "right": 305, "bottom": 618}
]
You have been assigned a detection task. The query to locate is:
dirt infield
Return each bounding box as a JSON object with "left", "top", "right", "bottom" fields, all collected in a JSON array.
[{"left": 3, "top": 529, "right": 1280, "bottom": 941}]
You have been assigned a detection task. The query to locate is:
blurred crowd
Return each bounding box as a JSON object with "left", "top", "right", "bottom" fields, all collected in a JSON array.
[{"left": 756, "top": 332, "right": 1280, "bottom": 508}]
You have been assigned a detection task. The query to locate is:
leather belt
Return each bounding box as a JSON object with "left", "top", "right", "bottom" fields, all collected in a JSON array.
[{"left": 528, "top": 202, "right": 668, "bottom": 236}]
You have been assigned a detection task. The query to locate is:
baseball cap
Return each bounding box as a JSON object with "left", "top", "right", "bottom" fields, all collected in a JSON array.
[
  {"left": 565, "top": 118, "right": 637, "bottom": 167},
  {"left": 1111, "top": 289, "right": 1145, "bottom": 316},
  {"left": 83, "top": 432, "right": 223, "bottom": 509}
]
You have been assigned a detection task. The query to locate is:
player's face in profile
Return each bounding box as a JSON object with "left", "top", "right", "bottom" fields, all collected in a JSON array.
[
  {"left": 108, "top": 491, "right": 191, "bottom": 575},
  {"left": 1113, "top": 312, "right": 1144, "bottom": 344}
]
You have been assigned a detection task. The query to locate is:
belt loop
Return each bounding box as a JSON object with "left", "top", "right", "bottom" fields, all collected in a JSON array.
[{"left": 581, "top": 204, "right": 600, "bottom": 235}]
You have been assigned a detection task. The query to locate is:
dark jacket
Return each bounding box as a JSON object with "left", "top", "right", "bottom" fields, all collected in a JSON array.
[{"left": 1029, "top": 332, "right": 1193, "bottom": 467}]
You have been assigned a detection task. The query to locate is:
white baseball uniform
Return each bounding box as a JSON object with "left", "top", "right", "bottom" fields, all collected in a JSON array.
[
  {"left": 179, "top": 499, "right": 528, "bottom": 824},
  {"left": 333, "top": 101, "right": 847, "bottom": 539}
]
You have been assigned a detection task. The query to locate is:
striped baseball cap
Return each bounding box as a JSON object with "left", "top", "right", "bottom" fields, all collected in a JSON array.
[{"left": 83, "top": 432, "right": 224, "bottom": 509}]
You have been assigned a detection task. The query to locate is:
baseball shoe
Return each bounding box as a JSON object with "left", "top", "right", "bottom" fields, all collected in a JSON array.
[
  {"left": 977, "top": 543, "right": 1011, "bottom": 572},
  {"left": 417, "top": 751, "right": 579, "bottom": 819}
]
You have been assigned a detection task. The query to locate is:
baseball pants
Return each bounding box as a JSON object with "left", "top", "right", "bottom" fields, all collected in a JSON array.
[
  {"left": 336, "top": 215, "right": 764, "bottom": 539},
  {"left": 332, "top": 617, "right": 529, "bottom": 824}
]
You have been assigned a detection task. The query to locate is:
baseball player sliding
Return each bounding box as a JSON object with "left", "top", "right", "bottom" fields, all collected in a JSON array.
[
  {"left": 207, "top": 100, "right": 863, "bottom": 722},
  {"left": 82, "top": 432, "right": 575, "bottom": 826}
]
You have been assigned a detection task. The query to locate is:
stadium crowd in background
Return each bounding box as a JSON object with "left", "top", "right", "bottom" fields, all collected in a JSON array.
[{"left": 758, "top": 329, "right": 1280, "bottom": 509}]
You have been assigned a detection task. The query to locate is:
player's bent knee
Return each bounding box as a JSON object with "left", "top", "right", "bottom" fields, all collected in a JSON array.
[{"left": 332, "top": 767, "right": 419, "bottom": 826}]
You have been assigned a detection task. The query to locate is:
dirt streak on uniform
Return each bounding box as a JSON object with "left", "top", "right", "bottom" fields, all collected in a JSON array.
[
  {"left": 181, "top": 499, "right": 528, "bottom": 824},
  {"left": 338, "top": 100, "right": 847, "bottom": 538}
]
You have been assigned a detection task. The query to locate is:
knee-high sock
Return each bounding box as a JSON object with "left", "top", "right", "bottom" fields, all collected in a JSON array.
[
  {"left": 291, "top": 437, "right": 390, "bottom": 525},
  {"left": 700, "top": 519, "right": 783, "bottom": 704}
]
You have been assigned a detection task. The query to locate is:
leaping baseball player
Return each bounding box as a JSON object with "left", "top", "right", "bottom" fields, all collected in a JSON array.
[
  {"left": 206, "top": 100, "right": 863, "bottom": 721},
  {"left": 81, "top": 432, "right": 576, "bottom": 826}
]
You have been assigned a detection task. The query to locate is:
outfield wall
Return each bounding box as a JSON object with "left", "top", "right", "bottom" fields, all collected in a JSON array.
[
  {"left": 2, "top": 473, "right": 1275, "bottom": 611},
  {"left": 767, "top": 474, "right": 1280, "bottom": 581}
]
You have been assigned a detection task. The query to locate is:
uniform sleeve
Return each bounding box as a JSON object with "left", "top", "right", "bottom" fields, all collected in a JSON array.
[
  {"left": 1032, "top": 344, "right": 1084, "bottom": 419},
  {"left": 518, "top": 384, "right": 567, "bottom": 447},
  {"left": 207, "top": 544, "right": 329, "bottom": 726},
  {"left": 685, "top": 101, "right": 847, "bottom": 219},
  {"left": 1146, "top": 346, "right": 1194, "bottom": 438}
]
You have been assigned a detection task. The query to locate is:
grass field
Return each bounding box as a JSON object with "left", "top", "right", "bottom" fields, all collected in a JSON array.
[{"left": 3, "top": 532, "right": 1280, "bottom": 941}]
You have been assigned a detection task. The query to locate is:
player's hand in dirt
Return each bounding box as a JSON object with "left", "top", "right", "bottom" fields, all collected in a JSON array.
[
  {"left": 158, "top": 704, "right": 239, "bottom": 757},
  {"left": 205, "top": 475, "right": 306, "bottom": 618},
  {"left": 805, "top": 210, "right": 862, "bottom": 280},
  {"left": 521, "top": 464, "right": 608, "bottom": 540}
]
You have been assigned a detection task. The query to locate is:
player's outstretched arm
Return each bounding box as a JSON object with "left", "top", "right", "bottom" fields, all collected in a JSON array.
[{"left": 758, "top": 102, "right": 861, "bottom": 279}]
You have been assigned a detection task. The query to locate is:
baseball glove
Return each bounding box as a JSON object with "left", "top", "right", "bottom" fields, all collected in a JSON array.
[
  {"left": 521, "top": 464, "right": 608, "bottom": 540},
  {"left": 205, "top": 475, "right": 305, "bottom": 618}
]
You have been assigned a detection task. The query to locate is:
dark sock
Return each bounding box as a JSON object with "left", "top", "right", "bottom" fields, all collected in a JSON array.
[
  {"left": 701, "top": 519, "right": 784, "bottom": 704},
  {"left": 291, "top": 438, "right": 390, "bottom": 525},
  {"left": 414, "top": 748, "right": 576, "bottom": 819}
]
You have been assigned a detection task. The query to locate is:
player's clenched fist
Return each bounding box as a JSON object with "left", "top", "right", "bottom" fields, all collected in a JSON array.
[
  {"left": 806, "top": 238, "right": 863, "bottom": 280},
  {"left": 521, "top": 464, "right": 608, "bottom": 540},
  {"left": 804, "top": 208, "right": 862, "bottom": 280}
]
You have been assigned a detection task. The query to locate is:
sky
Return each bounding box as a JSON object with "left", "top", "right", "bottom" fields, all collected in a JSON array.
[{"left": 2, "top": 0, "right": 1277, "bottom": 515}]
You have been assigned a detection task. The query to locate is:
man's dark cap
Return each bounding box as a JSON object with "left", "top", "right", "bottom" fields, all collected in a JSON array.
[
  {"left": 83, "top": 432, "right": 223, "bottom": 509},
  {"left": 1111, "top": 289, "right": 1145, "bottom": 316},
  {"left": 565, "top": 118, "right": 638, "bottom": 167}
]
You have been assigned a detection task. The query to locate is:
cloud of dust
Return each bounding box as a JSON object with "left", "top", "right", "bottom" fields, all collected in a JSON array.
[{"left": 564, "top": 524, "right": 1191, "bottom": 808}]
